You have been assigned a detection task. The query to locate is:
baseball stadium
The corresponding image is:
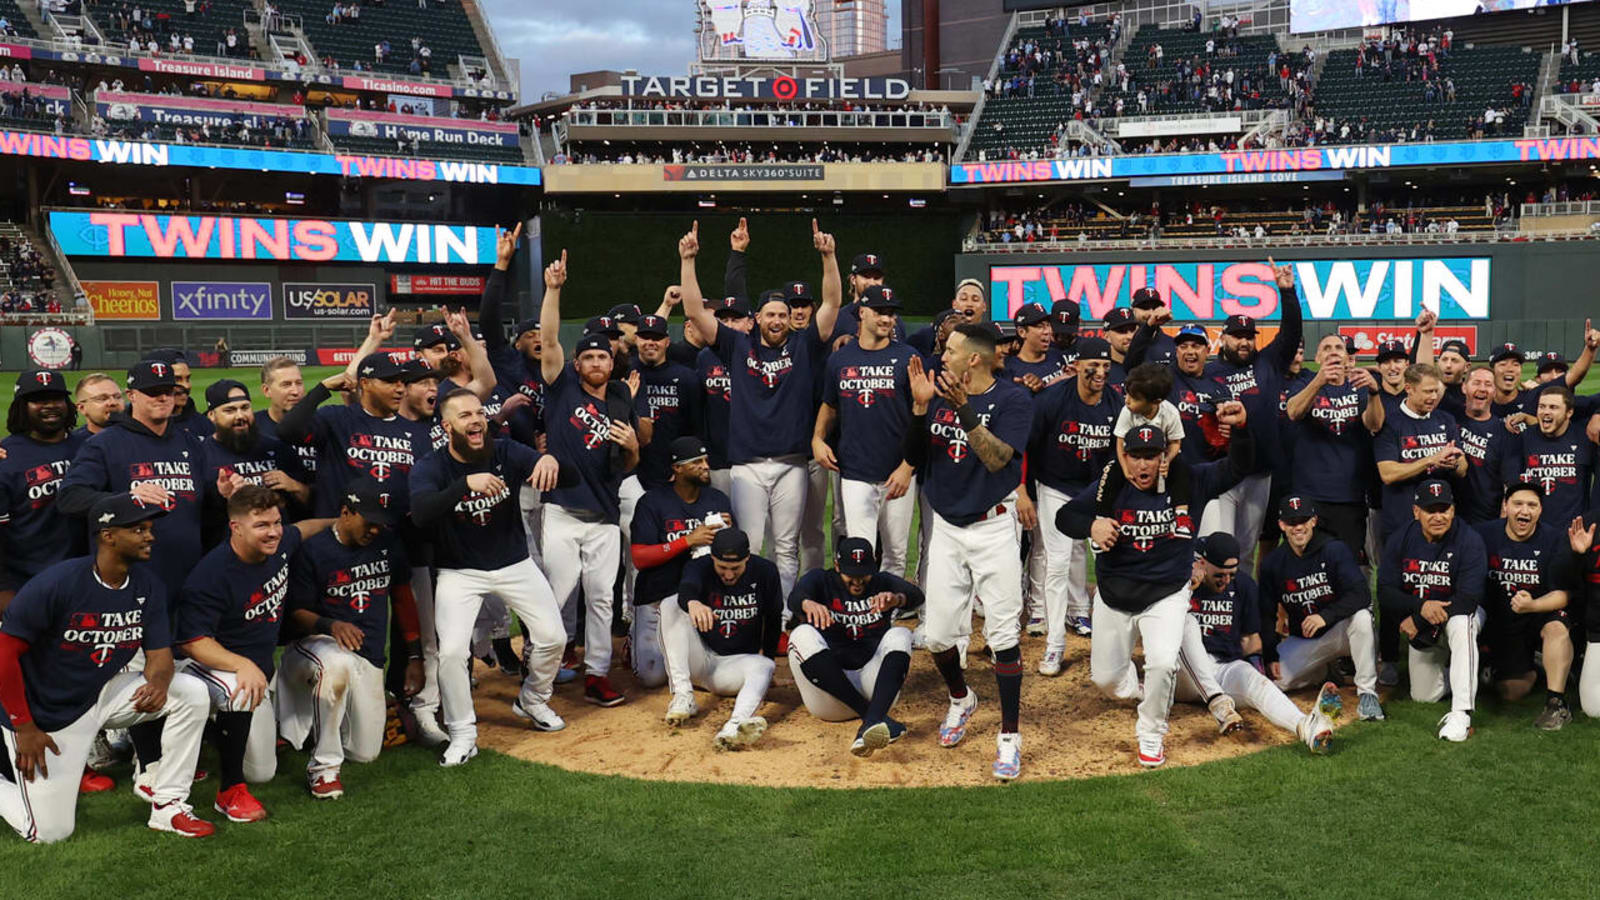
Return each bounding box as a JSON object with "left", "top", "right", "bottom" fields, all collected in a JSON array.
[{"left": 3, "top": 0, "right": 1600, "bottom": 895}]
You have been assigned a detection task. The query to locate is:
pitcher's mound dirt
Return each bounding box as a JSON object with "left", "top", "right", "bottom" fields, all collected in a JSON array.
[{"left": 473, "top": 628, "right": 1350, "bottom": 788}]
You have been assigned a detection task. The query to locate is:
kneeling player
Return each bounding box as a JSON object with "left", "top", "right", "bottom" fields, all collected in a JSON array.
[
  {"left": 1378, "top": 480, "right": 1486, "bottom": 742},
  {"left": 278, "top": 478, "right": 425, "bottom": 798},
  {"left": 787, "top": 537, "right": 922, "bottom": 757},
  {"left": 663, "top": 530, "right": 781, "bottom": 749},
  {"left": 1259, "top": 495, "right": 1384, "bottom": 721},
  {"left": 1477, "top": 483, "right": 1575, "bottom": 730},
  {"left": 0, "top": 495, "right": 214, "bottom": 842},
  {"left": 1178, "top": 534, "right": 1337, "bottom": 753}
]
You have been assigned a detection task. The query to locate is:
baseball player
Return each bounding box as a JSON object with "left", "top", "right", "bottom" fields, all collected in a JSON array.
[
  {"left": 677, "top": 219, "right": 842, "bottom": 597},
  {"left": 254, "top": 357, "right": 318, "bottom": 519},
  {"left": 1101, "top": 308, "right": 1140, "bottom": 387},
  {"left": 663, "top": 529, "right": 781, "bottom": 750},
  {"left": 1455, "top": 366, "right": 1511, "bottom": 524},
  {"left": 814, "top": 285, "right": 917, "bottom": 578},
  {"left": 1, "top": 369, "right": 86, "bottom": 609},
  {"left": 832, "top": 251, "right": 907, "bottom": 347},
  {"left": 411, "top": 390, "right": 572, "bottom": 764},
  {"left": 198, "top": 380, "right": 309, "bottom": 547},
  {"left": 278, "top": 477, "right": 423, "bottom": 798},
  {"left": 788, "top": 537, "right": 922, "bottom": 756},
  {"left": 1501, "top": 388, "right": 1593, "bottom": 531},
  {"left": 1179, "top": 533, "right": 1339, "bottom": 753},
  {"left": 1476, "top": 482, "right": 1575, "bottom": 730},
  {"left": 1005, "top": 301, "right": 1067, "bottom": 635},
  {"left": 146, "top": 350, "right": 207, "bottom": 439},
  {"left": 629, "top": 437, "right": 733, "bottom": 687},
  {"left": 1055, "top": 403, "right": 1254, "bottom": 769},
  {"left": 906, "top": 278, "right": 986, "bottom": 358},
  {"left": 73, "top": 373, "right": 124, "bottom": 437},
  {"left": 784, "top": 279, "right": 834, "bottom": 575},
  {"left": 900, "top": 323, "right": 1033, "bottom": 781},
  {"left": 1378, "top": 479, "right": 1486, "bottom": 742},
  {"left": 697, "top": 297, "right": 753, "bottom": 498},
  {"left": 1281, "top": 335, "right": 1385, "bottom": 554},
  {"left": 1258, "top": 494, "right": 1384, "bottom": 721},
  {"left": 1026, "top": 337, "right": 1119, "bottom": 674},
  {"left": 1127, "top": 288, "right": 1179, "bottom": 362},
  {"left": 173, "top": 485, "right": 330, "bottom": 822},
  {"left": 0, "top": 494, "right": 214, "bottom": 841}
]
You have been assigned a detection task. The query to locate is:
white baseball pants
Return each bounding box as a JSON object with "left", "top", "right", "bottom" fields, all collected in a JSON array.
[
  {"left": 800, "top": 459, "right": 829, "bottom": 573},
  {"left": 630, "top": 600, "right": 667, "bottom": 689},
  {"left": 730, "top": 456, "right": 807, "bottom": 596},
  {"left": 1276, "top": 609, "right": 1378, "bottom": 695},
  {"left": 276, "top": 636, "right": 386, "bottom": 777},
  {"left": 921, "top": 502, "right": 1023, "bottom": 654},
  {"left": 659, "top": 596, "right": 774, "bottom": 721},
  {"left": 544, "top": 504, "right": 622, "bottom": 676},
  {"left": 434, "top": 558, "right": 566, "bottom": 742},
  {"left": 0, "top": 669, "right": 208, "bottom": 844},
  {"left": 839, "top": 476, "right": 917, "bottom": 578},
  {"left": 916, "top": 491, "right": 932, "bottom": 585},
  {"left": 1199, "top": 471, "right": 1270, "bottom": 571},
  {"left": 407, "top": 566, "right": 441, "bottom": 718},
  {"left": 1408, "top": 613, "right": 1479, "bottom": 712},
  {"left": 618, "top": 475, "right": 645, "bottom": 609},
  {"left": 1035, "top": 483, "right": 1094, "bottom": 653},
  {"left": 1178, "top": 656, "right": 1304, "bottom": 733},
  {"left": 178, "top": 660, "right": 279, "bottom": 783},
  {"left": 1090, "top": 588, "right": 1190, "bottom": 742},
  {"left": 710, "top": 467, "right": 733, "bottom": 498},
  {"left": 787, "top": 623, "right": 912, "bottom": 721},
  {"left": 1579, "top": 643, "right": 1600, "bottom": 717}
]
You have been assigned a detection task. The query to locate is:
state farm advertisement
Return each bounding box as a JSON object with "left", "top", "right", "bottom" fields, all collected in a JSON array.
[{"left": 1338, "top": 325, "right": 1478, "bottom": 358}]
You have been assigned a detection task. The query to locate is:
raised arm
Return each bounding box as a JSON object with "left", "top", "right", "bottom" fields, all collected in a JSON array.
[
  {"left": 539, "top": 249, "right": 568, "bottom": 385},
  {"left": 1263, "top": 257, "right": 1302, "bottom": 373},
  {"left": 678, "top": 221, "right": 718, "bottom": 346},
  {"left": 724, "top": 217, "right": 749, "bottom": 303},
  {"left": 480, "top": 223, "right": 520, "bottom": 351},
  {"left": 812, "top": 219, "right": 842, "bottom": 343},
  {"left": 446, "top": 307, "right": 496, "bottom": 401},
  {"left": 1565, "top": 318, "right": 1599, "bottom": 387}
]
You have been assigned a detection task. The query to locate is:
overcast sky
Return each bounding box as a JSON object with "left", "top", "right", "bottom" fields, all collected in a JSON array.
[{"left": 480, "top": 0, "right": 902, "bottom": 101}]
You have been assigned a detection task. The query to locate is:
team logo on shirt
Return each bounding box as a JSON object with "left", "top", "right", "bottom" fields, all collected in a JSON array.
[
  {"left": 568, "top": 401, "right": 612, "bottom": 450},
  {"left": 1115, "top": 504, "right": 1191, "bottom": 551},
  {"left": 1188, "top": 589, "right": 1237, "bottom": 636},
  {"left": 838, "top": 365, "right": 897, "bottom": 408},
  {"left": 126, "top": 460, "right": 196, "bottom": 508},
  {"left": 1400, "top": 556, "right": 1454, "bottom": 601},
  {"left": 1488, "top": 552, "right": 1544, "bottom": 594},
  {"left": 455, "top": 480, "right": 510, "bottom": 525},
  {"left": 63, "top": 609, "right": 146, "bottom": 667},
  {"left": 1521, "top": 448, "right": 1580, "bottom": 494},
  {"left": 1281, "top": 567, "right": 1332, "bottom": 612},
  {"left": 703, "top": 365, "right": 731, "bottom": 401},
  {"left": 22, "top": 459, "right": 71, "bottom": 508},
  {"left": 930, "top": 406, "right": 987, "bottom": 463},
  {"left": 345, "top": 432, "right": 416, "bottom": 482},
  {"left": 1310, "top": 388, "right": 1361, "bottom": 435},
  {"left": 708, "top": 587, "right": 760, "bottom": 638},
  {"left": 1055, "top": 418, "right": 1111, "bottom": 461},
  {"left": 744, "top": 345, "right": 794, "bottom": 389},
  {"left": 324, "top": 558, "right": 393, "bottom": 615}
]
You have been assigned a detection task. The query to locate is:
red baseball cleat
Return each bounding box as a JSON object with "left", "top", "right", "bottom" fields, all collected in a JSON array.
[
  {"left": 79, "top": 769, "right": 114, "bottom": 793},
  {"left": 309, "top": 772, "right": 345, "bottom": 800},
  {"left": 213, "top": 783, "right": 268, "bottom": 823},
  {"left": 148, "top": 801, "right": 215, "bottom": 838}
]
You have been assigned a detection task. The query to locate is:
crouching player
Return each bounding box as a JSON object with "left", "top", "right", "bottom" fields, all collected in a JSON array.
[
  {"left": 278, "top": 477, "right": 425, "bottom": 798},
  {"left": 663, "top": 530, "right": 781, "bottom": 750},
  {"left": 787, "top": 537, "right": 922, "bottom": 757},
  {"left": 0, "top": 494, "right": 214, "bottom": 842},
  {"left": 1178, "top": 533, "right": 1337, "bottom": 753}
]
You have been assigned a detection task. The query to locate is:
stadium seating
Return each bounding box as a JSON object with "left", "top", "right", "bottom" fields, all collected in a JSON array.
[
  {"left": 1314, "top": 45, "right": 1537, "bottom": 143},
  {"left": 1098, "top": 27, "right": 1310, "bottom": 118},
  {"left": 89, "top": 0, "right": 255, "bottom": 57},
  {"left": 979, "top": 202, "right": 1498, "bottom": 244},
  {"left": 325, "top": 131, "right": 523, "bottom": 164},
  {"left": 0, "top": 0, "right": 38, "bottom": 39},
  {"left": 274, "top": 0, "right": 488, "bottom": 77},
  {"left": 1554, "top": 50, "right": 1600, "bottom": 92}
]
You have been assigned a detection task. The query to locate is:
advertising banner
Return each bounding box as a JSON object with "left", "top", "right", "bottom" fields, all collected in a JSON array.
[
  {"left": 81, "top": 279, "right": 160, "bottom": 319},
  {"left": 51, "top": 211, "right": 498, "bottom": 265},
  {"left": 325, "top": 108, "right": 519, "bottom": 148},
  {"left": 390, "top": 273, "right": 486, "bottom": 294},
  {"left": 283, "top": 282, "right": 375, "bottom": 319},
  {"left": 170, "top": 281, "right": 273, "bottom": 320},
  {"left": 1, "top": 82, "right": 70, "bottom": 117},
  {"left": 226, "top": 348, "right": 309, "bottom": 366},
  {"left": 95, "top": 90, "right": 303, "bottom": 130},
  {"left": 1339, "top": 325, "right": 1480, "bottom": 358},
  {"left": 663, "top": 164, "right": 823, "bottom": 181},
  {"left": 621, "top": 73, "right": 911, "bottom": 101},
  {"left": 989, "top": 258, "right": 1491, "bottom": 322},
  {"left": 314, "top": 346, "right": 416, "bottom": 366}
]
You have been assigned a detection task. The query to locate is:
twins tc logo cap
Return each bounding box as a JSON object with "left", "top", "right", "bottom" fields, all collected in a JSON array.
[
  {"left": 607, "top": 303, "right": 643, "bottom": 324},
  {"left": 126, "top": 359, "right": 177, "bottom": 393},
  {"left": 1375, "top": 339, "right": 1409, "bottom": 362},
  {"left": 1124, "top": 425, "right": 1167, "bottom": 454},
  {"left": 1537, "top": 351, "right": 1568, "bottom": 373},
  {"left": 1490, "top": 342, "right": 1523, "bottom": 364},
  {"left": 850, "top": 252, "right": 884, "bottom": 275},
  {"left": 1277, "top": 493, "right": 1317, "bottom": 522},
  {"left": 1414, "top": 479, "right": 1454, "bottom": 509},
  {"left": 836, "top": 536, "right": 876, "bottom": 576},
  {"left": 783, "top": 281, "right": 815, "bottom": 304},
  {"left": 1221, "top": 314, "right": 1257, "bottom": 337},
  {"left": 1013, "top": 302, "right": 1049, "bottom": 327},
  {"left": 584, "top": 315, "right": 622, "bottom": 337},
  {"left": 413, "top": 323, "right": 460, "bottom": 350},
  {"left": 1102, "top": 307, "right": 1136, "bottom": 330},
  {"left": 89, "top": 492, "right": 167, "bottom": 531},
  {"left": 713, "top": 296, "right": 751, "bottom": 318},
  {"left": 13, "top": 368, "right": 69, "bottom": 399},
  {"left": 861, "top": 285, "right": 900, "bottom": 310},
  {"left": 1130, "top": 287, "right": 1164, "bottom": 309},
  {"left": 341, "top": 475, "right": 396, "bottom": 526},
  {"left": 634, "top": 314, "right": 670, "bottom": 338},
  {"left": 356, "top": 352, "right": 407, "bottom": 381},
  {"left": 1050, "top": 299, "right": 1080, "bottom": 333}
]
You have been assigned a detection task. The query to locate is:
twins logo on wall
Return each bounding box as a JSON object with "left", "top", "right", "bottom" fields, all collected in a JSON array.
[{"left": 702, "top": 0, "right": 827, "bottom": 61}]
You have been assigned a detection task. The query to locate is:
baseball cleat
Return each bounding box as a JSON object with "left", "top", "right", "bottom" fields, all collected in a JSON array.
[
  {"left": 1377, "top": 662, "right": 1399, "bottom": 688},
  {"left": 86, "top": 732, "right": 118, "bottom": 771},
  {"left": 1069, "top": 616, "right": 1093, "bottom": 637},
  {"left": 938, "top": 690, "right": 979, "bottom": 748},
  {"left": 1038, "top": 649, "right": 1064, "bottom": 677},
  {"left": 1298, "top": 708, "right": 1334, "bottom": 754},
  {"left": 584, "top": 675, "right": 626, "bottom": 707},
  {"left": 992, "top": 732, "right": 1022, "bottom": 782},
  {"left": 1534, "top": 697, "right": 1573, "bottom": 732},
  {"left": 1209, "top": 694, "right": 1243, "bottom": 735},
  {"left": 440, "top": 740, "right": 479, "bottom": 767},
  {"left": 664, "top": 692, "right": 698, "bottom": 726},
  {"left": 1437, "top": 711, "right": 1472, "bottom": 742},
  {"left": 411, "top": 708, "right": 449, "bottom": 748},
  {"left": 1315, "top": 681, "right": 1344, "bottom": 722},
  {"left": 79, "top": 769, "right": 114, "bottom": 794},
  {"left": 148, "top": 801, "right": 214, "bottom": 838},
  {"left": 213, "top": 784, "right": 268, "bottom": 823},
  {"left": 909, "top": 624, "right": 928, "bottom": 650},
  {"left": 131, "top": 760, "right": 199, "bottom": 802},
  {"left": 1357, "top": 692, "right": 1385, "bottom": 721},
  {"left": 512, "top": 699, "right": 567, "bottom": 732},
  {"left": 852, "top": 720, "right": 892, "bottom": 758},
  {"left": 883, "top": 716, "right": 907, "bottom": 744},
  {"left": 1137, "top": 735, "right": 1165, "bottom": 768},
  {"left": 309, "top": 773, "right": 344, "bottom": 800},
  {"left": 713, "top": 716, "right": 767, "bottom": 751},
  {"left": 1025, "top": 614, "right": 1046, "bottom": 636}
]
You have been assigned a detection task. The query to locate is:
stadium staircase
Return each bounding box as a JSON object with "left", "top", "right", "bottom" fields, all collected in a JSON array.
[
  {"left": 1098, "top": 27, "right": 1309, "bottom": 119},
  {"left": 964, "top": 19, "right": 1113, "bottom": 159},
  {"left": 273, "top": 0, "right": 489, "bottom": 79},
  {"left": 81, "top": 0, "right": 257, "bottom": 58},
  {"left": 1314, "top": 44, "right": 1538, "bottom": 143}
]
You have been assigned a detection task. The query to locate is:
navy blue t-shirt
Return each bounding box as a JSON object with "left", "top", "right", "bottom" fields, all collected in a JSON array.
[
  {"left": 1456, "top": 414, "right": 1508, "bottom": 524},
  {"left": 1259, "top": 534, "right": 1369, "bottom": 641},
  {"left": 1476, "top": 520, "right": 1573, "bottom": 621},
  {"left": 629, "top": 485, "right": 733, "bottom": 606},
  {"left": 294, "top": 400, "right": 432, "bottom": 519},
  {"left": 677, "top": 554, "right": 784, "bottom": 657},
  {"left": 922, "top": 378, "right": 1033, "bottom": 525},
  {"left": 1190, "top": 572, "right": 1258, "bottom": 662},
  {"left": 411, "top": 439, "right": 540, "bottom": 570},
  {"left": 823, "top": 342, "right": 915, "bottom": 483},
  {"left": 1027, "top": 378, "right": 1117, "bottom": 495},
  {"left": 1378, "top": 520, "right": 1487, "bottom": 623},
  {"left": 1292, "top": 382, "right": 1373, "bottom": 504},
  {"left": 1372, "top": 404, "right": 1461, "bottom": 538},
  {"left": 1170, "top": 369, "right": 1228, "bottom": 464},
  {"left": 541, "top": 366, "right": 639, "bottom": 522},
  {"left": 254, "top": 409, "right": 317, "bottom": 480},
  {"left": 1001, "top": 348, "right": 1066, "bottom": 386},
  {"left": 713, "top": 321, "right": 828, "bottom": 461},
  {"left": 485, "top": 344, "right": 547, "bottom": 430},
  {"left": 176, "top": 526, "right": 302, "bottom": 679},
  {"left": 635, "top": 359, "right": 701, "bottom": 489},
  {"left": 1503, "top": 424, "right": 1594, "bottom": 530},
  {"left": 787, "top": 567, "right": 924, "bottom": 669},
  {"left": 288, "top": 529, "right": 409, "bottom": 669},
  {"left": 697, "top": 347, "right": 733, "bottom": 470},
  {"left": 0, "top": 430, "right": 87, "bottom": 589}
]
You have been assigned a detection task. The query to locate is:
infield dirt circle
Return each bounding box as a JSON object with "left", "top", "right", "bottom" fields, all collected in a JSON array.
[{"left": 473, "top": 619, "right": 1350, "bottom": 787}]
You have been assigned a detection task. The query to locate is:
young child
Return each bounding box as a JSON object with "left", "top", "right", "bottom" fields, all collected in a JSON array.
[{"left": 1096, "top": 362, "right": 1190, "bottom": 521}]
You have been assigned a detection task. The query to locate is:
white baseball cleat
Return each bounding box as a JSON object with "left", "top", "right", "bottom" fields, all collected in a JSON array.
[
  {"left": 851, "top": 720, "right": 892, "bottom": 758},
  {"left": 131, "top": 760, "right": 157, "bottom": 803},
  {"left": 910, "top": 624, "right": 928, "bottom": 650},
  {"left": 1038, "top": 649, "right": 1063, "bottom": 677},
  {"left": 992, "top": 732, "right": 1022, "bottom": 781},
  {"left": 1025, "top": 614, "right": 1046, "bottom": 637},
  {"left": 713, "top": 716, "right": 767, "bottom": 750},
  {"left": 664, "top": 692, "right": 698, "bottom": 726},
  {"left": 1209, "top": 693, "right": 1243, "bottom": 735},
  {"left": 439, "top": 739, "right": 479, "bottom": 767},
  {"left": 86, "top": 732, "right": 118, "bottom": 771},
  {"left": 1298, "top": 706, "right": 1334, "bottom": 754},
  {"left": 1137, "top": 735, "right": 1165, "bottom": 768},
  {"left": 411, "top": 707, "right": 449, "bottom": 748},
  {"left": 1437, "top": 711, "right": 1472, "bottom": 742},
  {"left": 1314, "top": 681, "right": 1344, "bottom": 722},
  {"left": 938, "top": 690, "right": 979, "bottom": 748},
  {"left": 512, "top": 699, "right": 567, "bottom": 732}
]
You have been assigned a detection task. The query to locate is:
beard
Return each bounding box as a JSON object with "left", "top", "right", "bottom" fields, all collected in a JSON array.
[
  {"left": 439, "top": 355, "right": 463, "bottom": 378},
  {"left": 449, "top": 427, "right": 494, "bottom": 463},
  {"left": 215, "top": 420, "right": 258, "bottom": 454}
]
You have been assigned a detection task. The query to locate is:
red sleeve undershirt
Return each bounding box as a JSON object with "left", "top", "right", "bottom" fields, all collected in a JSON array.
[
  {"left": 631, "top": 537, "right": 689, "bottom": 569},
  {"left": 392, "top": 583, "right": 421, "bottom": 643},
  {"left": 0, "top": 633, "right": 33, "bottom": 728}
]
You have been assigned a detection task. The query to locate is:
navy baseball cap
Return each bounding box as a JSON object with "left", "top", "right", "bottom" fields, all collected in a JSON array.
[
  {"left": 850, "top": 252, "right": 885, "bottom": 275},
  {"left": 1050, "top": 300, "right": 1080, "bottom": 334},
  {"left": 1173, "top": 324, "right": 1209, "bottom": 346},
  {"left": 1196, "top": 532, "right": 1241, "bottom": 567},
  {"left": 669, "top": 436, "right": 708, "bottom": 465},
  {"left": 1537, "top": 351, "right": 1567, "bottom": 374},
  {"left": 1375, "top": 339, "right": 1409, "bottom": 363},
  {"left": 513, "top": 317, "right": 541, "bottom": 337},
  {"left": 783, "top": 281, "right": 815, "bottom": 305},
  {"left": 1074, "top": 336, "right": 1112, "bottom": 361},
  {"left": 146, "top": 347, "right": 188, "bottom": 365},
  {"left": 993, "top": 321, "right": 1019, "bottom": 340},
  {"left": 356, "top": 352, "right": 407, "bottom": 381},
  {"left": 836, "top": 537, "right": 876, "bottom": 576},
  {"left": 1504, "top": 480, "right": 1544, "bottom": 502},
  {"left": 1013, "top": 302, "right": 1049, "bottom": 327},
  {"left": 713, "top": 296, "right": 750, "bottom": 319},
  {"left": 1414, "top": 479, "right": 1454, "bottom": 510},
  {"left": 1124, "top": 424, "right": 1167, "bottom": 454},
  {"left": 634, "top": 314, "right": 669, "bottom": 338},
  {"left": 861, "top": 285, "right": 900, "bottom": 310},
  {"left": 413, "top": 323, "right": 459, "bottom": 351},
  {"left": 1490, "top": 342, "right": 1523, "bottom": 364},
  {"left": 90, "top": 492, "right": 166, "bottom": 532},
  {"left": 575, "top": 333, "right": 613, "bottom": 357},
  {"left": 1438, "top": 339, "right": 1471, "bottom": 360},
  {"left": 584, "top": 315, "right": 623, "bottom": 338},
  {"left": 397, "top": 359, "right": 442, "bottom": 383},
  {"left": 1103, "top": 308, "right": 1137, "bottom": 331},
  {"left": 127, "top": 359, "right": 178, "bottom": 393},
  {"left": 1130, "top": 287, "right": 1164, "bottom": 309},
  {"left": 1221, "top": 314, "right": 1257, "bottom": 337},
  {"left": 13, "top": 368, "right": 69, "bottom": 400},
  {"left": 932, "top": 308, "right": 961, "bottom": 330},
  {"left": 710, "top": 528, "right": 750, "bottom": 561},
  {"left": 339, "top": 475, "right": 396, "bottom": 526},
  {"left": 608, "top": 303, "right": 643, "bottom": 324},
  {"left": 1277, "top": 494, "right": 1317, "bottom": 522},
  {"left": 204, "top": 379, "right": 251, "bottom": 411}
]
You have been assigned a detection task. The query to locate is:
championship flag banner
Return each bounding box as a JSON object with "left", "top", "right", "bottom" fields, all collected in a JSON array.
[
  {"left": 989, "top": 258, "right": 1491, "bottom": 322},
  {"left": 94, "top": 90, "right": 304, "bottom": 130},
  {"left": 171, "top": 281, "right": 272, "bottom": 320},
  {"left": 0, "top": 129, "right": 539, "bottom": 185},
  {"left": 390, "top": 273, "right": 486, "bottom": 294},
  {"left": 1339, "top": 325, "right": 1480, "bottom": 358},
  {"left": 51, "top": 211, "right": 499, "bottom": 265},
  {"left": 283, "top": 282, "right": 376, "bottom": 319},
  {"left": 325, "top": 108, "right": 519, "bottom": 148},
  {"left": 81, "top": 279, "right": 160, "bottom": 319},
  {"left": 620, "top": 74, "right": 911, "bottom": 101},
  {"left": 1, "top": 82, "right": 71, "bottom": 117}
]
